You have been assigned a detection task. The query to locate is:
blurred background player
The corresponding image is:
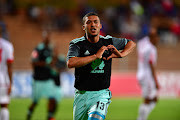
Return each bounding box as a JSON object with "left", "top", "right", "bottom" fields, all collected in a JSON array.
[
  {"left": 136, "top": 27, "right": 160, "bottom": 120},
  {"left": 27, "top": 30, "right": 57, "bottom": 120},
  {"left": 50, "top": 54, "right": 67, "bottom": 119},
  {"left": 0, "top": 26, "right": 14, "bottom": 120}
]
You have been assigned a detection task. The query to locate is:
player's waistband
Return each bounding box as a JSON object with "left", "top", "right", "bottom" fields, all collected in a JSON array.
[{"left": 75, "top": 88, "right": 110, "bottom": 94}]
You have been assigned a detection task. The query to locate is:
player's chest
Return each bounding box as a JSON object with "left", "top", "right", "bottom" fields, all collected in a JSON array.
[
  {"left": 79, "top": 40, "right": 111, "bottom": 57},
  {"left": 39, "top": 49, "right": 52, "bottom": 57},
  {"left": 0, "top": 47, "right": 8, "bottom": 62},
  {"left": 80, "top": 44, "right": 101, "bottom": 56}
]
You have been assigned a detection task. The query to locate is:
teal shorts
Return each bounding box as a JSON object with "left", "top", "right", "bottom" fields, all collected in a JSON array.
[
  {"left": 53, "top": 86, "right": 62, "bottom": 102},
  {"left": 32, "top": 79, "right": 55, "bottom": 102},
  {"left": 73, "top": 89, "right": 112, "bottom": 120}
]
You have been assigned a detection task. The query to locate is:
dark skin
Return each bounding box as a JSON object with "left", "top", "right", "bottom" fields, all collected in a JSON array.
[
  {"left": 67, "top": 15, "right": 136, "bottom": 68},
  {"left": 32, "top": 33, "right": 54, "bottom": 67},
  {"left": 7, "top": 62, "right": 13, "bottom": 95},
  {"left": 31, "top": 33, "right": 58, "bottom": 67},
  {"left": 28, "top": 32, "right": 58, "bottom": 120},
  {"left": 0, "top": 33, "right": 13, "bottom": 108},
  {"left": 144, "top": 28, "right": 159, "bottom": 104}
]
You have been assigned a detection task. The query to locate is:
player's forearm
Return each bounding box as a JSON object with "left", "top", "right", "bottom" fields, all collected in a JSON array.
[
  {"left": 153, "top": 70, "right": 159, "bottom": 87},
  {"left": 67, "top": 54, "right": 97, "bottom": 68},
  {"left": 150, "top": 63, "right": 159, "bottom": 89},
  {"left": 7, "top": 63, "right": 13, "bottom": 85},
  {"left": 120, "top": 41, "right": 136, "bottom": 57}
]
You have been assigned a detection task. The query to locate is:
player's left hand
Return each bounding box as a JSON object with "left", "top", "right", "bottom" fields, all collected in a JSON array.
[
  {"left": 103, "top": 45, "right": 122, "bottom": 60},
  {"left": 8, "top": 85, "right": 12, "bottom": 95}
]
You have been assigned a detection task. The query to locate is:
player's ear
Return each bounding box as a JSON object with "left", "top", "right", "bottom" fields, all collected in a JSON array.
[
  {"left": 82, "top": 25, "right": 85, "bottom": 31},
  {"left": 100, "top": 23, "right": 102, "bottom": 29}
]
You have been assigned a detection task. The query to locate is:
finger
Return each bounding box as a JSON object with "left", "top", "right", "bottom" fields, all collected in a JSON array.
[
  {"left": 107, "top": 46, "right": 112, "bottom": 49},
  {"left": 103, "top": 47, "right": 108, "bottom": 50},
  {"left": 101, "top": 46, "right": 107, "bottom": 49},
  {"left": 107, "top": 45, "right": 114, "bottom": 48},
  {"left": 102, "top": 57, "right": 107, "bottom": 60},
  {"left": 101, "top": 46, "right": 108, "bottom": 51},
  {"left": 110, "top": 48, "right": 115, "bottom": 52},
  {"left": 107, "top": 46, "right": 116, "bottom": 52},
  {"left": 106, "top": 55, "right": 113, "bottom": 60},
  {"left": 107, "top": 44, "right": 113, "bottom": 47}
]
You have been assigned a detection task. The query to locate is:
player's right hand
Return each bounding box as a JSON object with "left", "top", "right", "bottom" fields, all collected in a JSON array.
[
  {"left": 156, "top": 83, "right": 160, "bottom": 90},
  {"left": 95, "top": 46, "right": 108, "bottom": 59}
]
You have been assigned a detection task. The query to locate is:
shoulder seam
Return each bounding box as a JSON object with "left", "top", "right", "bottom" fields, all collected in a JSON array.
[
  {"left": 71, "top": 36, "right": 86, "bottom": 44},
  {"left": 100, "top": 35, "right": 112, "bottom": 39}
]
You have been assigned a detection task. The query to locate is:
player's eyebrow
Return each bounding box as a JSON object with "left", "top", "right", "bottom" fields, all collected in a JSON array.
[{"left": 86, "top": 19, "right": 99, "bottom": 24}]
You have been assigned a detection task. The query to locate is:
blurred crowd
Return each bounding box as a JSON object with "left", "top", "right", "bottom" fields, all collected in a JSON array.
[{"left": 0, "top": 0, "right": 180, "bottom": 45}]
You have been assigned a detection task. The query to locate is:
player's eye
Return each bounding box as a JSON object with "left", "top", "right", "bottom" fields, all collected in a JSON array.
[
  {"left": 86, "top": 20, "right": 91, "bottom": 24},
  {"left": 94, "top": 20, "right": 98, "bottom": 24}
]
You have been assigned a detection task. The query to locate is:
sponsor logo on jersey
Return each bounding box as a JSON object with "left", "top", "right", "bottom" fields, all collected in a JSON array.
[
  {"left": 84, "top": 50, "right": 90, "bottom": 55},
  {"left": 91, "top": 59, "right": 105, "bottom": 73}
]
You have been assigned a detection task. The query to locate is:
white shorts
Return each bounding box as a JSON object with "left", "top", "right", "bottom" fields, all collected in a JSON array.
[
  {"left": 0, "top": 87, "right": 10, "bottom": 104},
  {"left": 139, "top": 80, "right": 157, "bottom": 99}
]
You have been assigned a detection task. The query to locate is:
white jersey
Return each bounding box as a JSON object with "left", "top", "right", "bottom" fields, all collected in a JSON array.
[
  {"left": 137, "top": 36, "right": 157, "bottom": 82},
  {"left": 0, "top": 38, "right": 14, "bottom": 87}
]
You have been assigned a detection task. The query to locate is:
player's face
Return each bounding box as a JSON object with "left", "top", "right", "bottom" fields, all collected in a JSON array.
[
  {"left": 149, "top": 28, "right": 159, "bottom": 46},
  {"left": 43, "top": 34, "right": 50, "bottom": 45},
  {"left": 151, "top": 33, "right": 159, "bottom": 46},
  {"left": 83, "top": 15, "right": 102, "bottom": 37}
]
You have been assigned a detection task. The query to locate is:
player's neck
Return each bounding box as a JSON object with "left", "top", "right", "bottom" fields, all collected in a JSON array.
[
  {"left": 86, "top": 34, "right": 100, "bottom": 43},
  {"left": 150, "top": 39, "right": 157, "bottom": 47}
]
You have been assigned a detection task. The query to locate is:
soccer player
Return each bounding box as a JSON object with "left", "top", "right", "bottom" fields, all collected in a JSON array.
[
  {"left": 0, "top": 27, "right": 14, "bottom": 120},
  {"left": 136, "top": 27, "right": 160, "bottom": 120},
  {"left": 67, "top": 12, "right": 136, "bottom": 120},
  {"left": 27, "top": 31, "right": 57, "bottom": 120}
]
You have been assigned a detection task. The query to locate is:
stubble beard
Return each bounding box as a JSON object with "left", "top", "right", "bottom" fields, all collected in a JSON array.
[
  {"left": 87, "top": 30, "right": 99, "bottom": 38},
  {"left": 89, "top": 34, "right": 98, "bottom": 38}
]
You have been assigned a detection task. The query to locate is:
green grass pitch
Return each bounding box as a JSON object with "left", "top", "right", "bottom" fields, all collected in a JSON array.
[{"left": 9, "top": 97, "right": 180, "bottom": 120}]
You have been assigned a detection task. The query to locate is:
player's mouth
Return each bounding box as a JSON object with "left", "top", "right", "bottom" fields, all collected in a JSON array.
[{"left": 90, "top": 28, "right": 96, "bottom": 33}]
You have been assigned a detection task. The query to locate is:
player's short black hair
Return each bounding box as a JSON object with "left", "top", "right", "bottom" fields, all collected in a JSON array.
[{"left": 82, "top": 12, "right": 99, "bottom": 24}]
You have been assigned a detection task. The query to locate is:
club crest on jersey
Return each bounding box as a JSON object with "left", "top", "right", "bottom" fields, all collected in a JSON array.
[{"left": 91, "top": 59, "right": 105, "bottom": 73}]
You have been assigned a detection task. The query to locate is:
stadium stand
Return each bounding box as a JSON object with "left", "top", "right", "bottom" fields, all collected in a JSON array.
[{"left": 2, "top": 12, "right": 180, "bottom": 71}]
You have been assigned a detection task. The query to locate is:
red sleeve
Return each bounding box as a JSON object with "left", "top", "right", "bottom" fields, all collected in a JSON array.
[{"left": 7, "top": 59, "right": 14, "bottom": 63}]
